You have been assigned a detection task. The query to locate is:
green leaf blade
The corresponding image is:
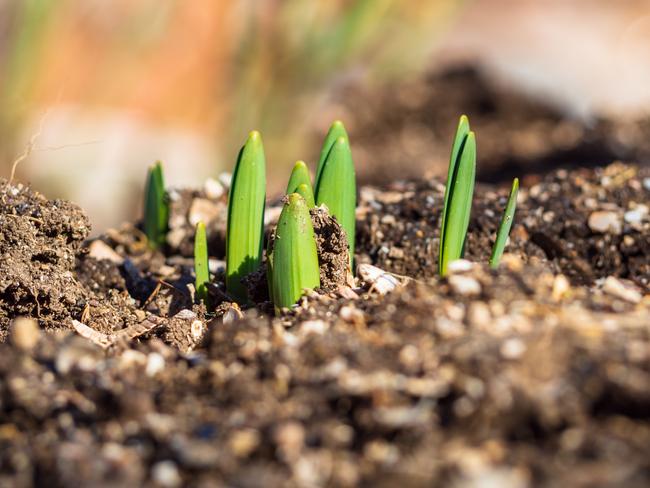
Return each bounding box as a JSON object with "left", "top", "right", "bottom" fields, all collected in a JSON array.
[
  {"left": 143, "top": 161, "right": 169, "bottom": 250},
  {"left": 314, "top": 136, "right": 356, "bottom": 266},
  {"left": 439, "top": 115, "right": 470, "bottom": 273},
  {"left": 489, "top": 178, "right": 519, "bottom": 269},
  {"left": 194, "top": 221, "right": 210, "bottom": 304},
  {"left": 271, "top": 193, "right": 320, "bottom": 313},
  {"left": 439, "top": 127, "right": 476, "bottom": 277},
  {"left": 315, "top": 120, "right": 348, "bottom": 190},
  {"left": 226, "top": 131, "right": 267, "bottom": 303}
]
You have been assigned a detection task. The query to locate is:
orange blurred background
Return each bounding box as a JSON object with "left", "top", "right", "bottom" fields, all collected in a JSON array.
[{"left": 1, "top": 0, "right": 649, "bottom": 231}]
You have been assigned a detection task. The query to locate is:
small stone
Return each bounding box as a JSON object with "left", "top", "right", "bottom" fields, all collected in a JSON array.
[
  {"left": 467, "top": 302, "right": 491, "bottom": 328},
  {"left": 501, "top": 338, "right": 526, "bottom": 359},
  {"left": 10, "top": 317, "right": 40, "bottom": 352},
  {"left": 203, "top": 177, "right": 224, "bottom": 199},
  {"left": 228, "top": 429, "right": 260, "bottom": 458},
  {"left": 551, "top": 274, "right": 570, "bottom": 301},
  {"left": 447, "top": 259, "right": 474, "bottom": 274},
  {"left": 146, "top": 353, "right": 166, "bottom": 377},
  {"left": 151, "top": 461, "right": 182, "bottom": 488},
  {"left": 602, "top": 276, "right": 642, "bottom": 304},
  {"left": 56, "top": 337, "right": 103, "bottom": 374},
  {"left": 88, "top": 240, "right": 124, "bottom": 265},
  {"left": 166, "top": 228, "right": 185, "bottom": 248},
  {"left": 298, "top": 320, "right": 328, "bottom": 336},
  {"left": 188, "top": 198, "right": 221, "bottom": 226},
  {"left": 448, "top": 275, "right": 481, "bottom": 296},
  {"left": 398, "top": 344, "right": 421, "bottom": 372},
  {"left": 624, "top": 204, "right": 648, "bottom": 224},
  {"left": 339, "top": 306, "right": 364, "bottom": 324},
  {"left": 274, "top": 421, "right": 305, "bottom": 462},
  {"left": 358, "top": 264, "right": 400, "bottom": 295},
  {"left": 588, "top": 211, "right": 622, "bottom": 234},
  {"left": 222, "top": 303, "right": 243, "bottom": 324},
  {"left": 218, "top": 172, "right": 232, "bottom": 189},
  {"left": 643, "top": 177, "right": 650, "bottom": 191}
]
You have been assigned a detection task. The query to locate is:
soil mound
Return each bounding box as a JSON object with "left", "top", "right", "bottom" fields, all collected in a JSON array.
[{"left": 0, "top": 180, "right": 90, "bottom": 338}]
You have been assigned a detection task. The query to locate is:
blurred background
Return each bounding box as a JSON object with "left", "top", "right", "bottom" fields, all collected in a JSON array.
[{"left": 1, "top": 0, "right": 649, "bottom": 231}]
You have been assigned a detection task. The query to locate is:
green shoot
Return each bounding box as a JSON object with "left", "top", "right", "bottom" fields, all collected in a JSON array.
[
  {"left": 226, "top": 131, "right": 266, "bottom": 303},
  {"left": 286, "top": 160, "right": 313, "bottom": 195},
  {"left": 489, "top": 178, "right": 519, "bottom": 269},
  {"left": 194, "top": 221, "right": 210, "bottom": 304},
  {"left": 315, "top": 120, "right": 348, "bottom": 190},
  {"left": 439, "top": 115, "right": 476, "bottom": 276},
  {"left": 143, "top": 161, "right": 169, "bottom": 250},
  {"left": 269, "top": 193, "right": 320, "bottom": 314},
  {"left": 314, "top": 136, "right": 356, "bottom": 267},
  {"left": 296, "top": 183, "right": 315, "bottom": 208}
]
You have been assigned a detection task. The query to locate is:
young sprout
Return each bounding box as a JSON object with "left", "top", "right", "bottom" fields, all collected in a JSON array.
[
  {"left": 143, "top": 161, "right": 169, "bottom": 250},
  {"left": 439, "top": 115, "right": 476, "bottom": 276},
  {"left": 489, "top": 178, "right": 519, "bottom": 269},
  {"left": 269, "top": 193, "right": 320, "bottom": 314},
  {"left": 287, "top": 161, "right": 315, "bottom": 208},
  {"left": 296, "top": 183, "right": 315, "bottom": 208},
  {"left": 287, "top": 160, "right": 312, "bottom": 195},
  {"left": 194, "top": 221, "right": 210, "bottom": 304},
  {"left": 226, "top": 131, "right": 266, "bottom": 303},
  {"left": 315, "top": 120, "right": 348, "bottom": 190},
  {"left": 315, "top": 135, "right": 356, "bottom": 267}
]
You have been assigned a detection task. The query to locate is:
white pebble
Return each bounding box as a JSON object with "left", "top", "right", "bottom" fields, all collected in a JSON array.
[
  {"left": 203, "top": 177, "right": 224, "bottom": 199},
  {"left": 624, "top": 204, "right": 648, "bottom": 224},
  {"left": 146, "top": 353, "right": 166, "bottom": 377},
  {"left": 151, "top": 461, "right": 182, "bottom": 488},
  {"left": 447, "top": 259, "right": 474, "bottom": 274},
  {"left": 602, "top": 276, "right": 642, "bottom": 304},
  {"left": 588, "top": 211, "right": 622, "bottom": 234},
  {"left": 448, "top": 275, "right": 481, "bottom": 297},
  {"left": 501, "top": 338, "right": 526, "bottom": 359}
]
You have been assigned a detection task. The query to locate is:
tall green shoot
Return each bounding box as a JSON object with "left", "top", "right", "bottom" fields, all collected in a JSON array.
[
  {"left": 315, "top": 133, "right": 356, "bottom": 267},
  {"left": 439, "top": 115, "right": 476, "bottom": 276},
  {"left": 194, "top": 221, "right": 210, "bottom": 304},
  {"left": 143, "top": 161, "right": 169, "bottom": 250},
  {"left": 489, "top": 178, "right": 519, "bottom": 269},
  {"left": 226, "top": 131, "right": 266, "bottom": 302}
]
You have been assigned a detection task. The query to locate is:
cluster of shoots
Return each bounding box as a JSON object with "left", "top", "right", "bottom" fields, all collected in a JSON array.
[
  {"left": 228, "top": 121, "right": 356, "bottom": 313},
  {"left": 438, "top": 115, "right": 519, "bottom": 275},
  {"left": 142, "top": 115, "right": 518, "bottom": 312}
]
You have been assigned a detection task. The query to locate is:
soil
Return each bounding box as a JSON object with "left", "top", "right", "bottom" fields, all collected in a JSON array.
[{"left": 0, "top": 69, "right": 649, "bottom": 487}]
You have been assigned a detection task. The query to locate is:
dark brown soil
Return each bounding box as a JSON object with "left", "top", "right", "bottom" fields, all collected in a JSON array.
[
  {"left": 0, "top": 68, "right": 649, "bottom": 486},
  {"left": 335, "top": 66, "right": 650, "bottom": 186}
]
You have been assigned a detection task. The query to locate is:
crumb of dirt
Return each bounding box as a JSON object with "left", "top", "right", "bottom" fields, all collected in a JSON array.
[{"left": 310, "top": 205, "right": 354, "bottom": 291}]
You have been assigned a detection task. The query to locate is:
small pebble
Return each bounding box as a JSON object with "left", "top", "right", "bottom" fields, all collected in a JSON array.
[
  {"left": 146, "top": 353, "right": 166, "bottom": 377},
  {"left": 588, "top": 211, "right": 622, "bottom": 234},
  {"left": 500, "top": 338, "right": 527, "bottom": 359},
  {"left": 188, "top": 198, "right": 221, "bottom": 226},
  {"left": 151, "top": 461, "right": 182, "bottom": 488},
  {"left": 551, "top": 274, "right": 570, "bottom": 301},
  {"left": 358, "top": 264, "right": 400, "bottom": 295},
  {"left": 447, "top": 259, "right": 474, "bottom": 274},
  {"left": 448, "top": 275, "right": 481, "bottom": 297},
  {"left": 229, "top": 429, "right": 260, "bottom": 458},
  {"left": 643, "top": 177, "right": 650, "bottom": 191},
  {"left": 88, "top": 240, "right": 124, "bottom": 265},
  {"left": 218, "top": 172, "right": 232, "bottom": 189},
  {"left": 10, "top": 317, "right": 40, "bottom": 352},
  {"left": 203, "top": 177, "right": 224, "bottom": 199},
  {"left": 602, "top": 276, "right": 642, "bottom": 304},
  {"left": 624, "top": 204, "right": 648, "bottom": 224}
]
